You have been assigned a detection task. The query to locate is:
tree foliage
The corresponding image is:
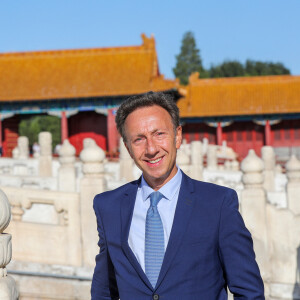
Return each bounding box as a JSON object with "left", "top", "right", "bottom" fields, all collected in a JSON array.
[
  {"left": 209, "top": 61, "right": 245, "bottom": 78},
  {"left": 19, "top": 115, "right": 61, "bottom": 150},
  {"left": 209, "top": 60, "right": 290, "bottom": 78},
  {"left": 173, "top": 31, "right": 205, "bottom": 85},
  {"left": 244, "top": 60, "right": 290, "bottom": 76},
  {"left": 173, "top": 31, "right": 291, "bottom": 82}
]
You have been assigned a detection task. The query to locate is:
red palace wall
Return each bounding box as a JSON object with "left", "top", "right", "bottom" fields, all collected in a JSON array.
[
  {"left": 2, "top": 115, "right": 19, "bottom": 157},
  {"left": 68, "top": 111, "right": 107, "bottom": 155},
  {"left": 223, "top": 121, "right": 264, "bottom": 158},
  {"left": 182, "top": 119, "right": 300, "bottom": 159},
  {"left": 182, "top": 123, "right": 216, "bottom": 145},
  {"left": 271, "top": 119, "right": 300, "bottom": 148}
]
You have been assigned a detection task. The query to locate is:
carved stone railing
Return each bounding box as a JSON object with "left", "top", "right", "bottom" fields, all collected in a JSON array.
[{"left": 1, "top": 186, "right": 81, "bottom": 266}]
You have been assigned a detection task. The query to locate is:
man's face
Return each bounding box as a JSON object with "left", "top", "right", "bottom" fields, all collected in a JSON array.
[{"left": 124, "top": 105, "right": 182, "bottom": 190}]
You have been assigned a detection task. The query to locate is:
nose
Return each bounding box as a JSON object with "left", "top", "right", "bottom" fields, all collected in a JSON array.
[{"left": 145, "top": 137, "right": 158, "bottom": 156}]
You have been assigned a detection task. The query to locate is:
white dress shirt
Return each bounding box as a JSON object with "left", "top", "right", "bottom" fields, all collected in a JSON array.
[{"left": 128, "top": 167, "right": 182, "bottom": 272}]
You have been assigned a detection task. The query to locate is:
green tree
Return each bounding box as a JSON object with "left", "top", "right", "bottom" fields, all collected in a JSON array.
[
  {"left": 173, "top": 31, "right": 206, "bottom": 85},
  {"left": 208, "top": 60, "right": 290, "bottom": 78},
  {"left": 19, "top": 115, "right": 61, "bottom": 151},
  {"left": 209, "top": 61, "right": 245, "bottom": 78},
  {"left": 245, "top": 60, "right": 290, "bottom": 76}
]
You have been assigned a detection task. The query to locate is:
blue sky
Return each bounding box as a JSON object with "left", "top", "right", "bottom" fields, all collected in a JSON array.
[{"left": 1, "top": 0, "right": 299, "bottom": 78}]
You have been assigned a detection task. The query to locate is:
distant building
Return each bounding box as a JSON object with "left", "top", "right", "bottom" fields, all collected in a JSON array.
[
  {"left": 178, "top": 73, "right": 300, "bottom": 159},
  {"left": 0, "top": 34, "right": 178, "bottom": 156},
  {"left": 1, "top": 36, "right": 299, "bottom": 160}
]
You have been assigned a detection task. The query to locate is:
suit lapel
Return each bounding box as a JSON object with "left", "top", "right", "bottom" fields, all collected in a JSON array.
[
  {"left": 155, "top": 173, "right": 196, "bottom": 290},
  {"left": 120, "top": 179, "right": 153, "bottom": 290}
]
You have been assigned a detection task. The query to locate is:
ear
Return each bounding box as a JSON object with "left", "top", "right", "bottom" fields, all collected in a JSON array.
[{"left": 175, "top": 126, "right": 182, "bottom": 149}]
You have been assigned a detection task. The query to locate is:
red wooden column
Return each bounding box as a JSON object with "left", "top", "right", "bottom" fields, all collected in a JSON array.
[
  {"left": 107, "top": 108, "right": 119, "bottom": 154},
  {"left": 217, "top": 122, "right": 223, "bottom": 146},
  {"left": 61, "top": 111, "right": 68, "bottom": 142},
  {"left": 265, "top": 120, "right": 271, "bottom": 146}
]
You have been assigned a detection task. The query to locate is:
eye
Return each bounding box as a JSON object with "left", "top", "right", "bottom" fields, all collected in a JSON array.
[
  {"left": 157, "top": 132, "right": 165, "bottom": 136},
  {"left": 133, "top": 137, "right": 144, "bottom": 144}
]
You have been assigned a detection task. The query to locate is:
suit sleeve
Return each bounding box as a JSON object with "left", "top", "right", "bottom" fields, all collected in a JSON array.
[
  {"left": 218, "top": 189, "right": 265, "bottom": 299},
  {"left": 91, "top": 195, "right": 119, "bottom": 300}
]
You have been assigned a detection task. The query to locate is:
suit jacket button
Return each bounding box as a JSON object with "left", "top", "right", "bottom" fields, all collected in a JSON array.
[{"left": 153, "top": 294, "right": 159, "bottom": 300}]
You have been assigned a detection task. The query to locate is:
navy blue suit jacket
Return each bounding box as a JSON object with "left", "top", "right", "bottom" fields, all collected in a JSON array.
[{"left": 91, "top": 173, "right": 264, "bottom": 299}]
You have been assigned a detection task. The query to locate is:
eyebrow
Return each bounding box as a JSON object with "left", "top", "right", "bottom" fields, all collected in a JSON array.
[{"left": 131, "top": 129, "right": 164, "bottom": 139}]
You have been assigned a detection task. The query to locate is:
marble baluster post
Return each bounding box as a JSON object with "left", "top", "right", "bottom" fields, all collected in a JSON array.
[
  {"left": 286, "top": 154, "right": 300, "bottom": 215},
  {"left": 79, "top": 138, "right": 106, "bottom": 266},
  {"left": 189, "top": 141, "right": 203, "bottom": 180},
  {"left": 241, "top": 149, "right": 270, "bottom": 288},
  {"left": 261, "top": 146, "right": 276, "bottom": 192},
  {"left": 58, "top": 139, "right": 76, "bottom": 192},
  {"left": 38, "top": 132, "right": 53, "bottom": 177},
  {"left": 0, "top": 189, "right": 18, "bottom": 299}
]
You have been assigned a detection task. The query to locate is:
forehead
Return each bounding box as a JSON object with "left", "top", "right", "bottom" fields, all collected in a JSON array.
[{"left": 124, "top": 105, "right": 173, "bottom": 133}]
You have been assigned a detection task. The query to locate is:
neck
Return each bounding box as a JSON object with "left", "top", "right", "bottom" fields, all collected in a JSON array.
[{"left": 144, "top": 165, "right": 178, "bottom": 191}]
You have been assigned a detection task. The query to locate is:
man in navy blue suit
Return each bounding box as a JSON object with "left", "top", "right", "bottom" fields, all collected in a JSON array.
[{"left": 91, "top": 92, "right": 264, "bottom": 299}]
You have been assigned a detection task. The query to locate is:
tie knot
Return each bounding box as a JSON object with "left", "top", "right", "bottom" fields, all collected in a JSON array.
[{"left": 149, "top": 191, "right": 162, "bottom": 207}]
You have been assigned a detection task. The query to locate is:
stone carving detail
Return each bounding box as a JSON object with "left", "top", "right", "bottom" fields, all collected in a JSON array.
[
  {"left": 0, "top": 235, "right": 12, "bottom": 276},
  {"left": 58, "top": 140, "right": 76, "bottom": 166},
  {"left": 80, "top": 138, "right": 105, "bottom": 176},
  {"left": 0, "top": 191, "right": 11, "bottom": 234},
  {"left": 0, "top": 188, "right": 18, "bottom": 299},
  {"left": 241, "top": 149, "right": 264, "bottom": 188},
  {"left": 286, "top": 154, "right": 300, "bottom": 183}
]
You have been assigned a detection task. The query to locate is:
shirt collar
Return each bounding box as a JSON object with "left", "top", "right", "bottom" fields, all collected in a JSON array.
[{"left": 140, "top": 167, "right": 182, "bottom": 201}]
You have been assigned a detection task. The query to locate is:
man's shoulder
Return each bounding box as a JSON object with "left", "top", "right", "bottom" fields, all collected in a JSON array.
[{"left": 93, "top": 179, "right": 139, "bottom": 210}]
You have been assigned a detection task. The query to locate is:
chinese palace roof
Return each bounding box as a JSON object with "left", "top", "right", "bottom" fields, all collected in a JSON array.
[
  {"left": 0, "top": 34, "right": 177, "bottom": 101},
  {"left": 178, "top": 73, "right": 300, "bottom": 118}
]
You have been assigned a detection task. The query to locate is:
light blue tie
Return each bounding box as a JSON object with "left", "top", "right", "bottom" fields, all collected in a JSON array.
[{"left": 145, "top": 191, "right": 165, "bottom": 288}]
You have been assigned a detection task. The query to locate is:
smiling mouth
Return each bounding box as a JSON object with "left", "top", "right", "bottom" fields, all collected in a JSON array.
[{"left": 146, "top": 157, "right": 163, "bottom": 164}]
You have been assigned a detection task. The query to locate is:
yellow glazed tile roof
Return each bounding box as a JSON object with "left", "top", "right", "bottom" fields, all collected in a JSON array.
[
  {"left": 178, "top": 72, "right": 300, "bottom": 117},
  {"left": 0, "top": 34, "right": 177, "bottom": 101}
]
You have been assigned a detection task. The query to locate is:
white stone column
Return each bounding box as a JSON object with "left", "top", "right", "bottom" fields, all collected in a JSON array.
[
  {"left": 241, "top": 149, "right": 270, "bottom": 285},
  {"left": 0, "top": 189, "right": 18, "bottom": 299},
  {"left": 261, "top": 146, "right": 276, "bottom": 192},
  {"left": 119, "top": 137, "right": 134, "bottom": 182},
  {"left": 207, "top": 145, "right": 218, "bottom": 170},
  {"left": 189, "top": 141, "right": 203, "bottom": 180},
  {"left": 17, "top": 136, "right": 29, "bottom": 159},
  {"left": 58, "top": 139, "right": 76, "bottom": 192},
  {"left": 176, "top": 146, "right": 190, "bottom": 175},
  {"left": 266, "top": 156, "right": 300, "bottom": 299},
  {"left": 79, "top": 138, "right": 106, "bottom": 267},
  {"left": 12, "top": 136, "right": 30, "bottom": 175},
  {"left": 38, "top": 132, "right": 53, "bottom": 177},
  {"left": 181, "top": 139, "right": 191, "bottom": 157},
  {"left": 286, "top": 154, "right": 300, "bottom": 215}
]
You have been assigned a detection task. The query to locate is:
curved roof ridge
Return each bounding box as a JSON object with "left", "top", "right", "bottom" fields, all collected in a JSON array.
[{"left": 0, "top": 33, "right": 157, "bottom": 58}]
